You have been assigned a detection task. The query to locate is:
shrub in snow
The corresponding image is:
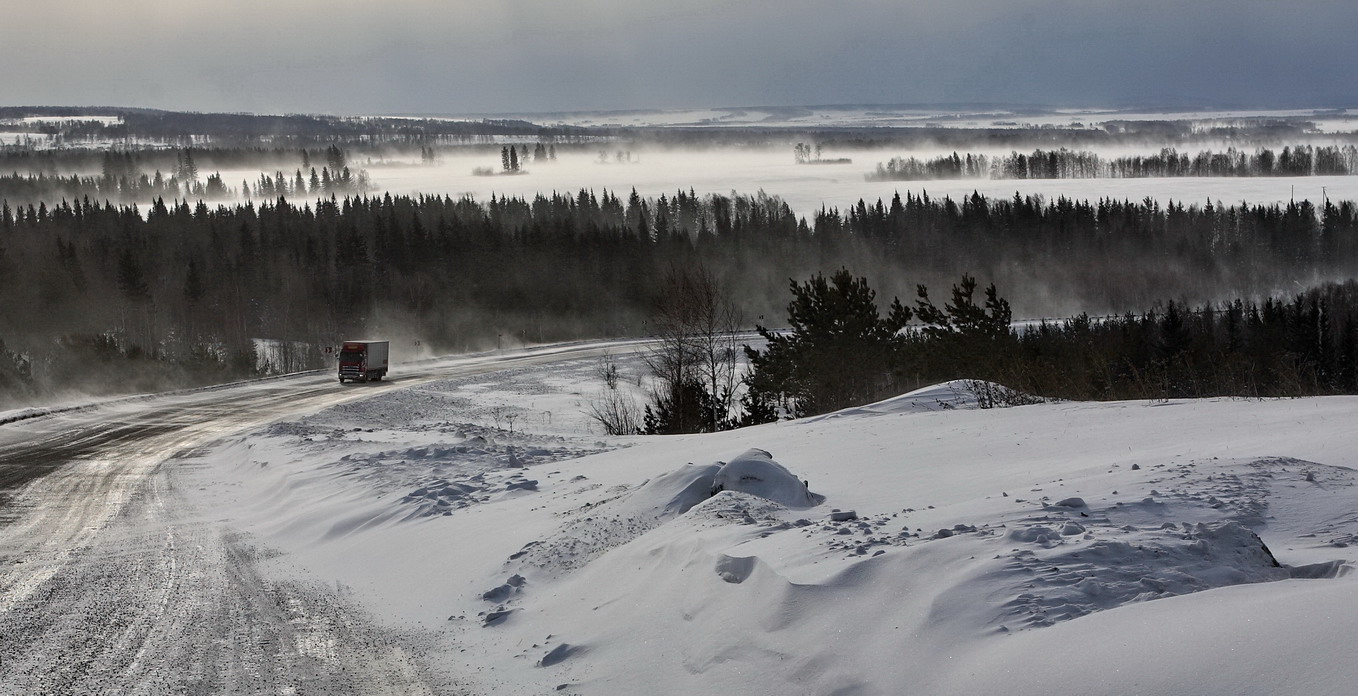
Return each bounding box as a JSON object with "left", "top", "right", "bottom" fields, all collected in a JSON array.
[{"left": 962, "top": 379, "right": 1044, "bottom": 409}]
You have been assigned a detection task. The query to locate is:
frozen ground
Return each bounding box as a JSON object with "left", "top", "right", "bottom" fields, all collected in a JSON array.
[
  {"left": 178, "top": 355, "right": 1358, "bottom": 695},
  {"left": 360, "top": 148, "right": 1358, "bottom": 222},
  {"left": 440, "top": 106, "right": 1358, "bottom": 133}
]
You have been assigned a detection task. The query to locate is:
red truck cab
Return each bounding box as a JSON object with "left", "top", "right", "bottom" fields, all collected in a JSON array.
[{"left": 338, "top": 340, "right": 390, "bottom": 383}]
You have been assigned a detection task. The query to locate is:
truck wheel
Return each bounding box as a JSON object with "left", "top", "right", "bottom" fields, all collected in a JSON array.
[
  {"left": 373, "top": 373, "right": 383, "bottom": 382},
  {"left": 338, "top": 377, "right": 345, "bottom": 383}
]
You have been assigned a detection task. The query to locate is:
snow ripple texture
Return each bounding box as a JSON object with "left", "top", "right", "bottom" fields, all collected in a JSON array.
[{"left": 932, "top": 457, "right": 1351, "bottom": 632}]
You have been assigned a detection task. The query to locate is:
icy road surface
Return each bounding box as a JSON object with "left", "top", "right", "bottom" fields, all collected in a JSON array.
[{"left": 0, "top": 340, "right": 648, "bottom": 694}]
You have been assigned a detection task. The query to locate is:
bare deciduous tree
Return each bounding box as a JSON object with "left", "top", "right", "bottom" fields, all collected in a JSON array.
[
  {"left": 643, "top": 265, "right": 742, "bottom": 433},
  {"left": 586, "top": 352, "right": 642, "bottom": 435}
]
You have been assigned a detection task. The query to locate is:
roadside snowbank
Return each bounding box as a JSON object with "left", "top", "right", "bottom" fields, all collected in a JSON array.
[{"left": 177, "top": 371, "right": 1358, "bottom": 696}]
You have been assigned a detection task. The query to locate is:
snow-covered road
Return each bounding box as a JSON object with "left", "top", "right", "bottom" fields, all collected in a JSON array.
[{"left": 0, "top": 339, "right": 647, "bottom": 694}]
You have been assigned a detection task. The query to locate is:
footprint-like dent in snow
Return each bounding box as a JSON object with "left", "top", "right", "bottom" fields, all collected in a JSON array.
[{"left": 715, "top": 554, "right": 758, "bottom": 584}]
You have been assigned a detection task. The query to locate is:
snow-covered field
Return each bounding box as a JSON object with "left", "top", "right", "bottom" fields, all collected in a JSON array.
[
  {"left": 10, "top": 106, "right": 1357, "bottom": 215},
  {"left": 359, "top": 148, "right": 1358, "bottom": 221},
  {"left": 178, "top": 353, "right": 1358, "bottom": 695},
  {"left": 434, "top": 106, "right": 1358, "bottom": 133}
]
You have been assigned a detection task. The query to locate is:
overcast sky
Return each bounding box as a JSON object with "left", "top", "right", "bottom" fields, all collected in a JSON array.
[{"left": 3, "top": 0, "right": 1354, "bottom": 115}]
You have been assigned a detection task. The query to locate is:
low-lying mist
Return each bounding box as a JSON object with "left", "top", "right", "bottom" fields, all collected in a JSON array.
[{"left": 363, "top": 147, "right": 1358, "bottom": 221}]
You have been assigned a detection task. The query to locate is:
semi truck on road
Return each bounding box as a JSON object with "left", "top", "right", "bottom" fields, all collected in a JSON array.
[{"left": 338, "top": 340, "right": 389, "bottom": 383}]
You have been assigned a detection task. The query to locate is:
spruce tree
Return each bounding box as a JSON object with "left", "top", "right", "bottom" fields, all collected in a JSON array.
[{"left": 743, "top": 269, "right": 912, "bottom": 419}]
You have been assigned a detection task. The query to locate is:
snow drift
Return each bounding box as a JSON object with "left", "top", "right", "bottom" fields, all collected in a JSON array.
[
  {"left": 176, "top": 370, "right": 1358, "bottom": 696},
  {"left": 509, "top": 448, "right": 823, "bottom": 575}
]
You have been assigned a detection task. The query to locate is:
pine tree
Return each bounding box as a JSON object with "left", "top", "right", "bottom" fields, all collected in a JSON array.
[
  {"left": 181, "top": 149, "right": 198, "bottom": 181},
  {"left": 326, "top": 144, "right": 346, "bottom": 172},
  {"left": 743, "top": 269, "right": 913, "bottom": 418}
]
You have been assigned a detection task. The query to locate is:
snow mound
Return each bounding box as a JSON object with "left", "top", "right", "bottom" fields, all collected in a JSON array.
[
  {"left": 642, "top": 462, "right": 726, "bottom": 518},
  {"left": 711, "top": 449, "right": 823, "bottom": 509},
  {"left": 513, "top": 449, "right": 822, "bottom": 573},
  {"left": 627, "top": 449, "right": 821, "bottom": 520}
]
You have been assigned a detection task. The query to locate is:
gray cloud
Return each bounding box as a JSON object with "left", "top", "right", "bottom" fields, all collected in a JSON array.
[{"left": 2, "top": 0, "right": 1353, "bottom": 114}]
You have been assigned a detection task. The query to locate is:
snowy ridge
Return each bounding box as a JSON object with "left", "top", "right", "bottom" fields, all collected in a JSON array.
[{"left": 805, "top": 380, "right": 984, "bottom": 421}]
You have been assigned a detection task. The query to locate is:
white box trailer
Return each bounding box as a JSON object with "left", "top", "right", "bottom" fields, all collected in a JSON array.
[{"left": 337, "top": 340, "right": 389, "bottom": 383}]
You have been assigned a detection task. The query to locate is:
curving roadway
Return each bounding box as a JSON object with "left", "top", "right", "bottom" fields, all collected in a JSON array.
[{"left": 0, "top": 339, "right": 650, "bottom": 694}]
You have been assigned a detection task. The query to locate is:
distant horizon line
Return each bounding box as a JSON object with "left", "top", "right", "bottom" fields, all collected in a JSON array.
[{"left": 3, "top": 101, "right": 1355, "bottom": 122}]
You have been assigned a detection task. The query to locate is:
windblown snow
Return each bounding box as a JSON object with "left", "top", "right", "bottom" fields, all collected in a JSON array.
[{"left": 178, "top": 356, "right": 1358, "bottom": 695}]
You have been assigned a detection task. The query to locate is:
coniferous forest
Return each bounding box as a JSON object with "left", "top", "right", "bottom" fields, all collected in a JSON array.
[
  {"left": 2, "top": 185, "right": 1357, "bottom": 405},
  {"left": 870, "top": 145, "right": 1358, "bottom": 181},
  {"left": 742, "top": 272, "right": 1358, "bottom": 426}
]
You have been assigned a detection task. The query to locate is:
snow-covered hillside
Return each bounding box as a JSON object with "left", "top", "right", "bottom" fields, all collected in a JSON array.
[{"left": 180, "top": 356, "right": 1358, "bottom": 695}]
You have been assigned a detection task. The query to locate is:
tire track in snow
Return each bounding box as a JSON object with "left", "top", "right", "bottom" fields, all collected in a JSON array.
[
  {"left": 0, "top": 430, "right": 447, "bottom": 694},
  {"left": 0, "top": 341, "right": 641, "bottom": 692}
]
